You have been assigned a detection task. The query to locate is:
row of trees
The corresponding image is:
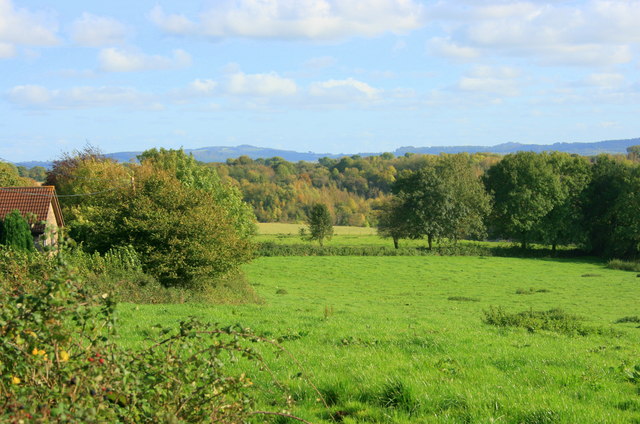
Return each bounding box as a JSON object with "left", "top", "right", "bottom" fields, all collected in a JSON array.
[{"left": 377, "top": 151, "right": 640, "bottom": 259}]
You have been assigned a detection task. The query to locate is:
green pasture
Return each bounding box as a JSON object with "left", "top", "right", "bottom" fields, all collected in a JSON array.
[{"left": 116, "top": 255, "right": 640, "bottom": 423}]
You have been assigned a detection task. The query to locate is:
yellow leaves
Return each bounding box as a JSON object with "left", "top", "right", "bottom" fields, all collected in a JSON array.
[{"left": 32, "top": 348, "right": 48, "bottom": 361}]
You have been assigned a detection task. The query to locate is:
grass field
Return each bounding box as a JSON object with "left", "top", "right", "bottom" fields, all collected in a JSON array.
[{"left": 116, "top": 255, "right": 640, "bottom": 423}]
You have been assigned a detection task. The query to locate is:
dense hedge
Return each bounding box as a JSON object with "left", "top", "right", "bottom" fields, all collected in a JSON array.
[{"left": 256, "top": 242, "right": 588, "bottom": 259}]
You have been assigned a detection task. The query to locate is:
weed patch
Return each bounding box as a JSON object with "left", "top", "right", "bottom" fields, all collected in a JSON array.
[
  {"left": 483, "top": 307, "right": 619, "bottom": 336},
  {"left": 515, "top": 288, "right": 551, "bottom": 295},
  {"left": 377, "top": 379, "right": 420, "bottom": 413},
  {"left": 614, "top": 316, "right": 640, "bottom": 324},
  {"left": 608, "top": 259, "right": 640, "bottom": 272},
  {"left": 514, "top": 409, "right": 560, "bottom": 424},
  {"left": 448, "top": 296, "right": 480, "bottom": 302}
]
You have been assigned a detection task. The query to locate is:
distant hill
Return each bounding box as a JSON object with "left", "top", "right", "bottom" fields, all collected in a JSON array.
[
  {"left": 395, "top": 138, "right": 640, "bottom": 156},
  {"left": 13, "top": 137, "right": 640, "bottom": 168}
]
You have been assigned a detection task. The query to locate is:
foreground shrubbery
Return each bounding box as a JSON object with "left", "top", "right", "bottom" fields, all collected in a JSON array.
[{"left": 0, "top": 262, "right": 306, "bottom": 423}]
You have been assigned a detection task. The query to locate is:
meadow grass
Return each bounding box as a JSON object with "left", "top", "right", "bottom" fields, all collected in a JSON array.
[{"left": 116, "top": 255, "right": 640, "bottom": 423}]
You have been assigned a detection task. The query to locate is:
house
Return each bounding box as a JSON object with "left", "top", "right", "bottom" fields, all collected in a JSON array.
[{"left": 0, "top": 186, "right": 64, "bottom": 248}]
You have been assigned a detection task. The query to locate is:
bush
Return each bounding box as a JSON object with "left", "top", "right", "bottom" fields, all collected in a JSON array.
[
  {"left": 0, "top": 210, "right": 34, "bottom": 252},
  {"left": 0, "top": 265, "right": 300, "bottom": 423}
]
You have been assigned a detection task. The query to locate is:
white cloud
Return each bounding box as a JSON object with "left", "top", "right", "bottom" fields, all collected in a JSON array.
[
  {"left": 426, "top": 0, "right": 640, "bottom": 67},
  {"left": 8, "top": 85, "right": 53, "bottom": 105},
  {"left": 7, "top": 84, "right": 151, "bottom": 109},
  {"left": 0, "top": 0, "right": 58, "bottom": 57},
  {"left": 71, "top": 13, "right": 128, "bottom": 47},
  {"left": 585, "top": 72, "right": 625, "bottom": 88},
  {"left": 190, "top": 79, "right": 218, "bottom": 94},
  {"left": 150, "top": 0, "right": 425, "bottom": 40},
  {"left": 0, "top": 41, "right": 15, "bottom": 58},
  {"left": 309, "top": 77, "right": 380, "bottom": 103},
  {"left": 428, "top": 37, "right": 480, "bottom": 61},
  {"left": 149, "top": 6, "right": 197, "bottom": 34},
  {"left": 99, "top": 47, "right": 191, "bottom": 72},
  {"left": 304, "top": 56, "right": 336, "bottom": 69},
  {"left": 457, "top": 66, "right": 522, "bottom": 97},
  {"left": 226, "top": 71, "right": 297, "bottom": 96}
]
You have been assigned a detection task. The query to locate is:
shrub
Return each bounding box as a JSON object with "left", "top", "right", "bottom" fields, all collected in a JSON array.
[
  {"left": 0, "top": 265, "right": 304, "bottom": 422},
  {"left": 0, "top": 210, "right": 35, "bottom": 252}
]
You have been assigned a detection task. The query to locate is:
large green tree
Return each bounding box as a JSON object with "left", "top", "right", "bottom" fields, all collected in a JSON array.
[
  {"left": 484, "top": 152, "right": 563, "bottom": 249},
  {"left": 582, "top": 155, "right": 638, "bottom": 258},
  {"left": 376, "top": 197, "right": 415, "bottom": 249},
  {"left": 391, "top": 154, "right": 490, "bottom": 249},
  {"left": 536, "top": 153, "right": 592, "bottom": 252}
]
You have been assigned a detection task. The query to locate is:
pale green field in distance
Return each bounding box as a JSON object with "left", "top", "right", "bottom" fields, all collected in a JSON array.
[
  {"left": 116, "top": 255, "right": 640, "bottom": 423},
  {"left": 256, "top": 222, "right": 430, "bottom": 247},
  {"left": 257, "top": 222, "right": 377, "bottom": 235}
]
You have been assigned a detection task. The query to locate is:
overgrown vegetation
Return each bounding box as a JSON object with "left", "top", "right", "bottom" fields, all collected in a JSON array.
[
  {"left": 45, "top": 147, "right": 255, "bottom": 289},
  {"left": 0, "top": 263, "right": 305, "bottom": 423}
]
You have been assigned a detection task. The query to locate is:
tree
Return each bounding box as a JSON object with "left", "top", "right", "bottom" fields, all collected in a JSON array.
[
  {"left": 47, "top": 149, "right": 255, "bottom": 288},
  {"left": 537, "top": 153, "right": 592, "bottom": 252},
  {"left": 0, "top": 162, "right": 34, "bottom": 187},
  {"left": 392, "top": 154, "right": 490, "bottom": 249},
  {"left": 582, "top": 155, "right": 636, "bottom": 258},
  {"left": 612, "top": 164, "right": 640, "bottom": 258},
  {"left": 376, "top": 197, "right": 414, "bottom": 249},
  {"left": 0, "top": 210, "right": 35, "bottom": 251},
  {"left": 305, "top": 203, "right": 333, "bottom": 246},
  {"left": 627, "top": 145, "right": 640, "bottom": 161},
  {"left": 138, "top": 148, "right": 256, "bottom": 238},
  {"left": 484, "top": 152, "right": 563, "bottom": 249}
]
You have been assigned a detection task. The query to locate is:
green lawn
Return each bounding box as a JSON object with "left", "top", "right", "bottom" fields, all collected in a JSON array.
[{"left": 116, "top": 256, "right": 640, "bottom": 423}]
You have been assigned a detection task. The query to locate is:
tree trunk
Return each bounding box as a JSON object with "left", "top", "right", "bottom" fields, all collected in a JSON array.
[
  {"left": 552, "top": 243, "right": 557, "bottom": 255},
  {"left": 393, "top": 237, "right": 399, "bottom": 249},
  {"left": 427, "top": 234, "right": 433, "bottom": 250}
]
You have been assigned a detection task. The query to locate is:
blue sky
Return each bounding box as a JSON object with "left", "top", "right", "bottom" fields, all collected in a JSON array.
[{"left": 1, "top": 0, "right": 639, "bottom": 162}]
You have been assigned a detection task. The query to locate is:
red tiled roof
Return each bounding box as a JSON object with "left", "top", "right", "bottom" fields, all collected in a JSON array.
[{"left": 0, "top": 186, "right": 64, "bottom": 234}]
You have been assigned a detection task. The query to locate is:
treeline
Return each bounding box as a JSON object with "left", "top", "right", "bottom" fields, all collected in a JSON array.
[
  {"left": 209, "top": 152, "right": 501, "bottom": 226},
  {"left": 212, "top": 148, "right": 640, "bottom": 259},
  {"left": 381, "top": 150, "right": 640, "bottom": 259}
]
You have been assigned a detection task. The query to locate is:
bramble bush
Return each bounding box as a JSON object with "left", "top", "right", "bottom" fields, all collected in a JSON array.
[{"left": 0, "top": 262, "right": 313, "bottom": 423}]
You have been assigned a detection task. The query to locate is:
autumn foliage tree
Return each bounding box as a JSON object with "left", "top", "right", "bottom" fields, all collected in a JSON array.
[{"left": 47, "top": 148, "right": 255, "bottom": 288}]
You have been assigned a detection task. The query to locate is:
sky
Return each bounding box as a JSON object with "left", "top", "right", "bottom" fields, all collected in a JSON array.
[{"left": 1, "top": 0, "right": 639, "bottom": 162}]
